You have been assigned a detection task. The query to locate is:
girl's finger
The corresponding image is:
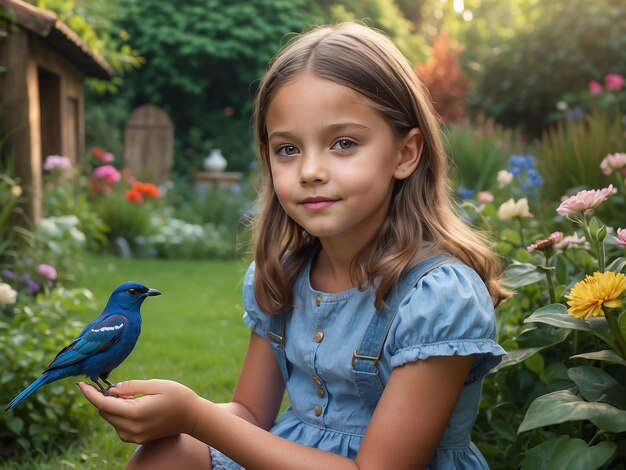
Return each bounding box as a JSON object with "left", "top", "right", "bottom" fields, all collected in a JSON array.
[{"left": 77, "top": 382, "right": 133, "bottom": 414}]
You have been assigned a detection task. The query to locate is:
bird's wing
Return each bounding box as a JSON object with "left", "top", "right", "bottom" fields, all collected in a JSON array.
[{"left": 45, "top": 314, "right": 129, "bottom": 371}]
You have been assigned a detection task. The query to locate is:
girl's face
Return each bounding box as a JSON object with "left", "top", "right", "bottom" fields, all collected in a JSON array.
[{"left": 266, "top": 73, "right": 406, "bottom": 248}]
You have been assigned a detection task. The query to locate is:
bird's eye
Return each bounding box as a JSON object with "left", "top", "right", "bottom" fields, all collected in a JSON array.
[{"left": 127, "top": 288, "right": 138, "bottom": 295}]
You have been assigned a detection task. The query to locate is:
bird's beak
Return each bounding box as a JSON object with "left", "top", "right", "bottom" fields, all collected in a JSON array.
[{"left": 146, "top": 288, "right": 161, "bottom": 296}]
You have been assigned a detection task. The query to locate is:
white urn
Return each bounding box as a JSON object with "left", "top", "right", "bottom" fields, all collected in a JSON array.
[{"left": 203, "top": 148, "right": 227, "bottom": 172}]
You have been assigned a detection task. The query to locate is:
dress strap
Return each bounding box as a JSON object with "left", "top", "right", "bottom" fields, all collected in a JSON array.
[
  {"left": 352, "top": 254, "right": 454, "bottom": 412},
  {"left": 268, "top": 311, "right": 290, "bottom": 380}
]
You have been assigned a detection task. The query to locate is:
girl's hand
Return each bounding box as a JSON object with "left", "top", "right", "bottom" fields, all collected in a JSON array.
[{"left": 77, "top": 379, "right": 202, "bottom": 444}]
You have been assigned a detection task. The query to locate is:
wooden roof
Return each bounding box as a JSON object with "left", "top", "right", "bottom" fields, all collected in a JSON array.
[{"left": 0, "top": 0, "right": 114, "bottom": 79}]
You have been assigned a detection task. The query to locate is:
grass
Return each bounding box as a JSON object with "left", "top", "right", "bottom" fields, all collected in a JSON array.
[{"left": 1, "top": 254, "right": 252, "bottom": 469}]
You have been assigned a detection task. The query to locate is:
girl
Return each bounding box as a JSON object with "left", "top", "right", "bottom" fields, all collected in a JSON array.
[{"left": 80, "top": 22, "right": 509, "bottom": 469}]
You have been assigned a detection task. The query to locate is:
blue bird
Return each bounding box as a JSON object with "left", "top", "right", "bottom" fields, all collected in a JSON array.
[{"left": 5, "top": 281, "right": 160, "bottom": 411}]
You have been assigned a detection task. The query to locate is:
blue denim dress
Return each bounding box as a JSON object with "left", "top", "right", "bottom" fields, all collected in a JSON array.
[{"left": 210, "top": 257, "right": 505, "bottom": 469}]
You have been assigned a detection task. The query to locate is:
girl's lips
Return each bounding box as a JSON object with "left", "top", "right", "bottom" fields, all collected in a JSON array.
[{"left": 301, "top": 198, "right": 336, "bottom": 211}]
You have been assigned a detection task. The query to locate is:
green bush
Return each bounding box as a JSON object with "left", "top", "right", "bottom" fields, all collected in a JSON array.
[
  {"left": 533, "top": 112, "right": 626, "bottom": 223},
  {"left": 471, "top": 0, "right": 626, "bottom": 135},
  {"left": 95, "top": 193, "right": 154, "bottom": 250},
  {"left": 444, "top": 117, "right": 526, "bottom": 192},
  {"left": 0, "top": 288, "right": 96, "bottom": 458},
  {"left": 140, "top": 214, "right": 235, "bottom": 260}
]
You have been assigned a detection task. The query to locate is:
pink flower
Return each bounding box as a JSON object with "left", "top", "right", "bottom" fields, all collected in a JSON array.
[
  {"left": 556, "top": 185, "right": 618, "bottom": 217},
  {"left": 527, "top": 231, "right": 564, "bottom": 252},
  {"left": 43, "top": 155, "right": 72, "bottom": 172},
  {"left": 37, "top": 264, "right": 57, "bottom": 280},
  {"left": 554, "top": 233, "right": 590, "bottom": 251},
  {"left": 604, "top": 73, "right": 625, "bottom": 91},
  {"left": 476, "top": 191, "right": 494, "bottom": 203},
  {"left": 92, "top": 165, "right": 121, "bottom": 185},
  {"left": 615, "top": 228, "right": 626, "bottom": 247},
  {"left": 600, "top": 152, "right": 626, "bottom": 176},
  {"left": 588, "top": 80, "right": 603, "bottom": 96},
  {"left": 99, "top": 152, "right": 115, "bottom": 163}
]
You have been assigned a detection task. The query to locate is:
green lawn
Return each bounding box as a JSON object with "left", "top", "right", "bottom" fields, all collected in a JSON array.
[{"left": 1, "top": 254, "right": 252, "bottom": 469}]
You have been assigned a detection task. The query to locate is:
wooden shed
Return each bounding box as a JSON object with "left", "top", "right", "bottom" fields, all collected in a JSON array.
[{"left": 0, "top": 0, "right": 113, "bottom": 225}]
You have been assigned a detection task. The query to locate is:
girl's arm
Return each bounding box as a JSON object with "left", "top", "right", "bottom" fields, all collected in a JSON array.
[{"left": 80, "top": 334, "right": 472, "bottom": 470}]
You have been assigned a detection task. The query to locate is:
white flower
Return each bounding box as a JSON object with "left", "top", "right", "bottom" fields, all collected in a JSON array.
[
  {"left": 497, "top": 170, "right": 514, "bottom": 188},
  {"left": 497, "top": 198, "right": 533, "bottom": 220},
  {"left": 0, "top": 283, "right": 17, "bottom": 305}
]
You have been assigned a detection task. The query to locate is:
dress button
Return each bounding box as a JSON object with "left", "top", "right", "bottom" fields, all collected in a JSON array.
[
  {"left": 315, "top": 295, "right": 322, "bottom": 307},
  {"left": 313, "top": 331, "right": 324, "bottom": 343},
  {"left": 311, "top": 375, "right": 322, "bottom": 385},
  {"left": 316, "top": 387, "right": 325, "bottom": 398},
  {"left": 314, "top": 405, "right": 323, "bottom": 416}
]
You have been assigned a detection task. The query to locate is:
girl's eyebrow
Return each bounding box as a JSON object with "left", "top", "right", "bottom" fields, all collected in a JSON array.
[{"left": 268, "top": 122, "right": 371, "bottom": 141}]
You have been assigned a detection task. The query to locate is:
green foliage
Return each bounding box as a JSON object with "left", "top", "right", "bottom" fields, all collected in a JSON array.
[
  {"left": 0, "top": 174, "right": 23, "bottom": 257},
  {"left": 112, "top": 0, "right": 321, "bottom": 174},
  {"left": 471, "top": 0, "right": 626, "bottom": 134},
  {"left": 141, "top": 214, "right": 234, "bottom": 260},
  {"left": 94, "top": 193, "right": 153, "bottom": 249},
  {"left": 42, "top": 169, "right": 108, "bottom": 253},
  {"left": 444, "top": 116, "right": 525, "bottom": 192},
  {"left": 324, "top": 0, "right": 426, "bottom": 61},
  {"left": 533, "top": 112, "right": 626, "bottom": 214},
  {"left": 31, "top": 0, "right": 143, "bottom": 93},
  {"left": 0, "top": 288, "right": 96, "bottom": 458}
]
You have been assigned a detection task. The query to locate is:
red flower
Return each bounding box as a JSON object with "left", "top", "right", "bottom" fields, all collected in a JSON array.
[
  {"left": 125, "top": 188, "right": 143, "bottom": 204},
  {"left": 132, "top": 181, "right": 160, "bottom": 198}
]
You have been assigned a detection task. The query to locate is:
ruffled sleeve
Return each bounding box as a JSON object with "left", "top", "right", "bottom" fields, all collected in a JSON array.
[
  {"left": 241, "top": 262, "right": 271, "bottom": 340},
  {"left": 388, "top": 262, "right": 506, "bottom": 383}
]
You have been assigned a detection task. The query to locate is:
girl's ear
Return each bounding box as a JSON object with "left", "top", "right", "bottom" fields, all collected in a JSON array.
[{"left": 393, "top": 128, "right": 423, "bottom": 180}]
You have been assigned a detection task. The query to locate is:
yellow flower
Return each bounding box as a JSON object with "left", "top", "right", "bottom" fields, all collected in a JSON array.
[
  {"left": 565, "top": 271, "right": 626, "bottom": 320},
  {"left": 10, "top": 185, "right": 22, "bottom": 198}
]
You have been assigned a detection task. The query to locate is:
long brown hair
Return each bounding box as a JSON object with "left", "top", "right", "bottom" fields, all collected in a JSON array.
[{"left": 251, "top": 22, "right": 509, "bottom": 314}]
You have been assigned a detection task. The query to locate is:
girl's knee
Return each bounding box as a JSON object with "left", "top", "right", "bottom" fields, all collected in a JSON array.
[{"left": 126, "top": 434, "right": 211, "bottom": 469}]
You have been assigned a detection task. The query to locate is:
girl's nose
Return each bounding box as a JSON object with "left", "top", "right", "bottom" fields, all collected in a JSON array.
[{"left": 299, "top": 152, "right": 328, "bottom": 184}]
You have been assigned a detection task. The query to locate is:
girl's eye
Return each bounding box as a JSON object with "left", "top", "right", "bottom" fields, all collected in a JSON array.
[
  {"left": 333, "top": 138, "right": 356, "bottom": 151},
  {"left": 277, "top": 145, "right": 299, "bottom": 157}
]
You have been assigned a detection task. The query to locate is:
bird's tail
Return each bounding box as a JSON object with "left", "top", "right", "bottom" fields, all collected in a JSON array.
[{"left": 5, "top": 373, "right": 51, "bottom": 412}]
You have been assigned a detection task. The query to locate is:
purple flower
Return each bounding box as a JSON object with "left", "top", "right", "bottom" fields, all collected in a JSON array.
[
  {"left": 43, "top": 155, "right": 72, "bottom": 172},
  {"left": 1, "top": 268, "right": 15, "bottom": 281},
  {"left": 37, "top": 264, "right": 57, "bottom": 280},
  {"left": 20, "top": 274, "right": 40, "bottom": 294}
]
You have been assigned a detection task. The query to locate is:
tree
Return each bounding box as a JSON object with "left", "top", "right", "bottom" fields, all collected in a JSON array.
[{"left": 113, "top": 0, "right": 321, "bottom": 172}]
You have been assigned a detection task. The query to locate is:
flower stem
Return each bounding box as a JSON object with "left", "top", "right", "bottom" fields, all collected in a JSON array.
[
  {"left": 545, "top": 269, "right": 556, "bottom": 304},
  {"left": 605, "top": 308, "right": 626, "bottom": 358},
  {"left": 517, "top": 218, "right": 526, "bottom": 247},
  {"left": 580, "top": 216, "right": 606, "bottom": 272}
]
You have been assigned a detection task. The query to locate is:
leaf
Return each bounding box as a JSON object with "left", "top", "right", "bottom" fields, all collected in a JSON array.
[
  {"left": 519, "top": 390, "right": 626, "bottom": 433},
  {"left": 524, "top": 351, "right": 544, "bottom": 376},
  {"left": 619, "top": 310, "right": 626, "bottom": 346},
  {"left": 555, "top": 256, "right": 569, "bottom": 285},
  {"left": 494, "top": 348, "right": 539, "bottom": 371},
  {"left": 525, "top": 304, "right": 613, "bottom": 345},
  {"left": 570, "top": 349, "right": 626, "bottom": 366},
  {"left": 5, "top": 415, "right": 24, "bottom": 434},
  {"left": 521, "top": 436, "right": 615, "bottom": 470},
  {"left": 500, "top": 228, "right": 522, "bottom": 245},
  {"left": 568, "top": 366, "right": 626, "bottom": 409},
  {"left": 502, "top": 262, "right": 546, "bottom": 289},
  {"left": 493, "top": 327, "right": 569, "bottom": 371},
  {"left": 606, "top": 256, "right": 626, "bottom": 274}
]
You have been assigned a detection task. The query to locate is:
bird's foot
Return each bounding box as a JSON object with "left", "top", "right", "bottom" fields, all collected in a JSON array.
[{"left": 103, "top": 387, "right": 119, "bottom": 398}]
